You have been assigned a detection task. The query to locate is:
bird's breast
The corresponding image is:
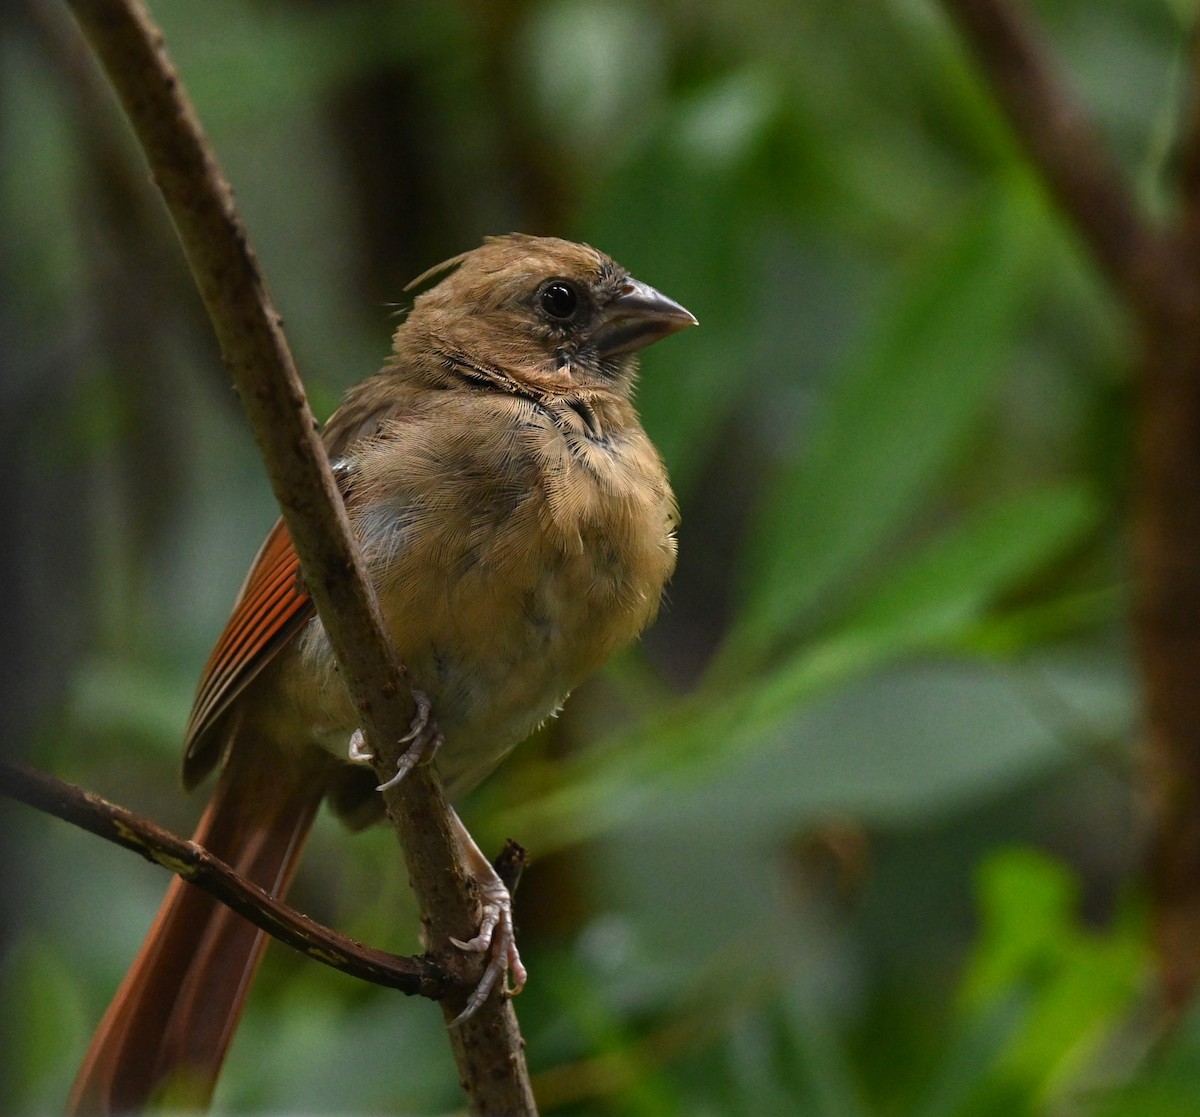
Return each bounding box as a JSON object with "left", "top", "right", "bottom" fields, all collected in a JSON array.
[{"left": 296, "top": 392, "right": 676, "bottom": 798}]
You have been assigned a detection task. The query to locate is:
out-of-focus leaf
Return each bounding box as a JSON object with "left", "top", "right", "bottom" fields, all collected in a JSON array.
[
  {"left": 961, "top": 849, "right": 1084, "bottom": 1009},
  {"left": 909, "top": 993, "right": 1029, "bottom": 1117},
  {"left": 956, "top": 849, "right": 1146, "bottom": 1106},
  {"left": 536, "top": 956, "right": 679, "bottom": 1117},
  {"left": 781, "top": 984, "right": 872, "bottom": 1117},
  {"left": 0, "top": 939, "right": 90, "bottom": 1113},
  {"left": 838, "top": 483, "right": 1102, "bottom": 647},
  {"left": 732, "top": 183, "right": 1046, "bottom": 658},
  {"left": 962, "top": 588, "right": 1122, "bottom": 656},
  {"left": 1086, "top": 1004, "right": 1200, "bottom": 1117},
  {"left": 763, "top": 476, "right": 1100, "bottom": 692}
]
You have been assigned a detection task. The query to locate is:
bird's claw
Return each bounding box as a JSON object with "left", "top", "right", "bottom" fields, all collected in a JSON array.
[
  {"left": 448, "top": 873, "right": 527, "bottom": 1027},
  {"left": 443, "top": 812, "right": 527, "bottom": 1026},
  {"left": 347, "top": 728, "right": 373, "bottom": 764},
  {"left": 346, "top": 691, "right": 443, "bottom": 791},
  {"left": 375, "top": 708, "right": 442, "bottom": 792}
]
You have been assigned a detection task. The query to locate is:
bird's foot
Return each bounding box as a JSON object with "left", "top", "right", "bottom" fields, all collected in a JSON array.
[
  {"left": 449, "top": 873, "right": 527, "bottom": 1026},
  {"left": 345, "top": 690, "right": 443, "bottom": 791},
  {"left": 448, "top": 812, "right": 528, "bottom": 1026}
]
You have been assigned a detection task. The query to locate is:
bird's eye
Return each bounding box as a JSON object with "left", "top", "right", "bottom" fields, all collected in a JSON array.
[{"left": 539, "top": 281, "right": 579, "bottom": 320}]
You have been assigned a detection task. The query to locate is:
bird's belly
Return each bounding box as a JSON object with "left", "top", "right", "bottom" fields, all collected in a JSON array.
[
  {"left": 397, "top": 535, "right": 656, "bottom": 797},
  {"left": 289, "top": 526, "right": 660, "bottom": 799}
]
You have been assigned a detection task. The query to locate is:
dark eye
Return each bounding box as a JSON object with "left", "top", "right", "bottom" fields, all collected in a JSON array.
[{"left": 540, "top": 281, "right": 579, "bottom": 320}]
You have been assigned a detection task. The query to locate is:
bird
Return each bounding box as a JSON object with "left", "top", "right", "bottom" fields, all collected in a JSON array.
[{"left": 68, "top": 233, "right": 696, "bottom": 1113}]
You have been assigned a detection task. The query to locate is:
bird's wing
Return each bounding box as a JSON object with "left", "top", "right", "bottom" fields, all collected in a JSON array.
[
  {"left": 181, "top": 516, "right": 315, "bottom": 785},
  {"left": 182, "top": 389, "right": 407, "bottom": 786}
]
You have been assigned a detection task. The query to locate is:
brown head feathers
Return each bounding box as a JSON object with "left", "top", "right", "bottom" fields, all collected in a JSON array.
[{"left": 391, "top": 234, "right": 696, "bottom": 394}]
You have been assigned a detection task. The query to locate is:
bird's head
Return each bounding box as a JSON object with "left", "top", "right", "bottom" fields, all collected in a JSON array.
[{"left": 394, "top": 234, "right": 696, "bottom": 396}]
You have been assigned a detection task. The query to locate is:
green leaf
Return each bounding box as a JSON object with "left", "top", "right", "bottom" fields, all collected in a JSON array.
[
  {"left": 955, "top": 849, "right": 1146, "bottom": 1106},
  {"left": 0, "top": 938, "right": 90, "bottom": 1113},
  {"left": 839, "top": 483, "right": 1102, "bottom": 649},
  {"left": 733, "top": 183, "right": 1045, "bottom": 657},
  {"left": 704, "top": 483, "right": 1101, "bottom": 775}
]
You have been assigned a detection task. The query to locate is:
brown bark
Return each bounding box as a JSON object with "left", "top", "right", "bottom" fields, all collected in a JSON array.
[
  {"left": 61, "top": 0, "right": 537, "bottom": 1109},
  {"left": 0, "top": 761, "right": 447, "bottom": 997}
]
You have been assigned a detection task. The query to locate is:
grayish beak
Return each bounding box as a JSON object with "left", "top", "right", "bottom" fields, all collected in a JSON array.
[{"left": 593, "top": 278, "right": 698, "bottom": 357}]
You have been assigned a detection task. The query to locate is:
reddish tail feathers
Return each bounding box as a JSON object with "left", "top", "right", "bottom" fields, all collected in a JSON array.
[{"left": 69, "top": 742, "right": 333, "bottom": 1114}]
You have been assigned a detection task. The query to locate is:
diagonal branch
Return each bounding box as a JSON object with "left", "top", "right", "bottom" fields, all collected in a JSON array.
[
  {"left": 61, "top": 0, "right": 536, "bottom": 1112},
  {"left": 0, "top": 761, "right": 446, "bottom": 997},
  {"left": 940, "top": 0, "right": 1178, "bottom": 323}
]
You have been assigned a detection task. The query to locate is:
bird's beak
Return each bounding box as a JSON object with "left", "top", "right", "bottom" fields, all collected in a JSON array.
[{"left": 593, "top": 278, "right": 698, "bottom": 357}]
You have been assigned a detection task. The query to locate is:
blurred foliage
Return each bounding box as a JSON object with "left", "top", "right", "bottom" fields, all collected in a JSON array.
[{"left": 1, "top": 0, "right": 1195, "bottom": 1112}]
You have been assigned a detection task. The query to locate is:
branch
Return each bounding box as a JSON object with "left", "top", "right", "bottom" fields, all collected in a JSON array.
[
  {"left": 62, "top": 0, "right": 536, "bottom": 1111},
  {"left": 940, "top": 0, "right": 1178, "bottom": 322},
  {"left": 0, "top": 761, "right": 445, "bottom": 997},
  {"left": 943, "top": 0, "right": 1200, "bottom": 1024},
  {"left": 1177, "top": 26, "right": 1200, "bottom": 263}
]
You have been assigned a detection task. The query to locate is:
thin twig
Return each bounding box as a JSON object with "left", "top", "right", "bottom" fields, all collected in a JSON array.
[
  {"left": 940, "top": 0, "right": 1178, "bottom": 322},
  {"left": 0, "top": 761, "right": 446, "bottom": 997},
  {"left": 62, "top": 0, "right": 536, "bottom": 1111},
  {"left": 1177, "top": 25, "right": 1200, "bottom": 264}
]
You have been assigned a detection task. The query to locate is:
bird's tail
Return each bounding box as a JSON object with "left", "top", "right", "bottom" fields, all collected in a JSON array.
[{"left": 68, "top": 739, "right": 335, "bottom": 1114}]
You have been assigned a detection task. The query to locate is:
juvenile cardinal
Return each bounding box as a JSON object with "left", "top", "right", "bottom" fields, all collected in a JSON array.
[{"left": 70, "top": 234, "right": 695, "bottom": 1113}]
